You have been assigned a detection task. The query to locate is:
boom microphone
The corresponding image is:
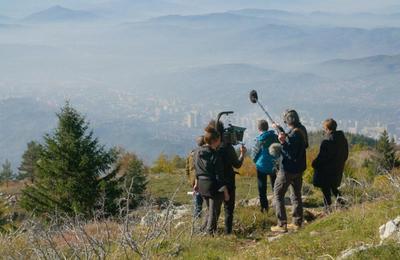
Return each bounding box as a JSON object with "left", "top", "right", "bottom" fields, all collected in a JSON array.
[{"left": 249, "top": 90, "right": 284, "bottom": 133}]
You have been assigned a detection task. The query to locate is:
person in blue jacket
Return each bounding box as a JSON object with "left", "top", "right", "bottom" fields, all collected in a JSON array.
[{"left": 252, "top": 120, "right": 279, "bottom": 213}]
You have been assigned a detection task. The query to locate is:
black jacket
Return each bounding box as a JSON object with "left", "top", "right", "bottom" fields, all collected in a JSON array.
[
  {"left": 281, "top": 126, "right": 307, "bottom": 174},
  {"left": 312, "top": 131, "right": 349, "bottom": 188},
  {"left": 194, "top": 145, "right": 225, "bottom": 197},
  {"left": 218, "top": 143, "right": 244, "bottom": 188}
]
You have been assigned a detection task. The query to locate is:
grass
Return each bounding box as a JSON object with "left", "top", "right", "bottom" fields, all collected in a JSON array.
[
  {"left": 147, "top": 172, "right": 262, "bottom": 205},
  {"left": 1, "top": 172, "right": 400, "bottom": 259},
  {"left": 144, "top": 172, "right": 400, "bottom": 259},
  {"left": 170, "top": 195, "right": 400, "bottom": 259},
  {"left": 350, "top": 242, "right": 400, "bottom": 259},
  {"left": 262, "top": 196, "right": 400, "bottom": 258}
]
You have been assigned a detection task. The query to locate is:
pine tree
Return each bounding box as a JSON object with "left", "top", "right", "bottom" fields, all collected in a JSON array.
[
  {"left": 17, "top": 141, "right": 43, "bottom": 182},
  {"left": 120, "top": 152, "right": 148, "bottom": 210},
  {"left": 20, "top": 102, "right": 121, "bottom": 217},
  {"left": 0, "top": 160, "right": 13, "bottom": 188},
  {"left": 376, "top": 130, "right": 398, "bottom": 173}
]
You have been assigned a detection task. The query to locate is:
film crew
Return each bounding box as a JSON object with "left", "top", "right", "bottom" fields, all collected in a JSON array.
[
  {"left": 210, "top": 120, "right": 246, "bottom": 235},
  {"left": 194, "top": 126, "right": 229, "bottom": 235},
  {"left": 312, "top": 119, "right": 349, "bottom": 213},
  {"left": 186, "top": 135, "right": 206, "bottom": 218},
  {"left": 271, "top": 110, "right": 308, "bottom": 233},
  {"left": 251, "top": 120, "right": 279, "bottom": 213}
]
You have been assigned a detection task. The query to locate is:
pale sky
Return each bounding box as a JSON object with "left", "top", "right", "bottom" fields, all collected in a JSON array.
[{"left": 0, "top": 0, "right": 399, "bottom": 18}]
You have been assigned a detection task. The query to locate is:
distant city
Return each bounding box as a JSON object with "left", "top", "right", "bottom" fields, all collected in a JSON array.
[
  {"left": 1, "top": 0, "right": 400, "bottom": 168},
  {"left": 185, "top": 110, "right": 399, "bottom": 143}
]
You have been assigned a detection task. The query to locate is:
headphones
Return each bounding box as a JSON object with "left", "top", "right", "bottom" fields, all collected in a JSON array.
[{"left": 283, "top": 109, "right": 300, "bottom": 125}]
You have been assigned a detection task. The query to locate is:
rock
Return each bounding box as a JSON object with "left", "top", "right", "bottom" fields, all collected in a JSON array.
[
  {"left": 339, "top": 216, "right": 400, "bottom": 259},
  {"left": 140, "top": 211, "right": 162, "bottom": 226},
  {"left": 240, "top": 196, "right": 307, "bottom": 207},
  {"left": 170, "top": 205, "right": 190, "bottom": 220},
  {"left": 267, "top": 234, "right": 284, "bottom": 242},
  {"left": 140, "top": 205, "right": 190, "bottom": 226},
  {"left": 379, "top": 216, "right": 400, "bottom": 241},
  {"left": 338, "top": 244, "right": 372, "bottom": 259}
]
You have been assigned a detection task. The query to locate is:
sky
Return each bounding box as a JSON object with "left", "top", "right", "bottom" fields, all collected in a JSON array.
[{"left": 1, "top": 0, "right": 400, "bottom": 18}]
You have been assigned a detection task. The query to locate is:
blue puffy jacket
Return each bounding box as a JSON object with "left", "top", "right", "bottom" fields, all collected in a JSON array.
[{"left": 251, "top": 131, "right": 278, "bottom": 174}]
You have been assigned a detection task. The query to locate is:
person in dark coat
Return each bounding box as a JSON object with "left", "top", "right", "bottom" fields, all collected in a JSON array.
[
  {"left": 194, "top": 126, "right": 229, "bottom": 235},
  {"left": 211, "top": 120, "right": 246, "bottom": 235},
  {"left": 312, "top": 118, "right": 349, "bottom": 212}
]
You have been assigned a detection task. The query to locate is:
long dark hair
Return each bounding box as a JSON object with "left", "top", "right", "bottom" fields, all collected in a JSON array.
[
  {"left": 204, "top": 125, "right": 220, "bottom": 145},
  {"left": 208, "top": 119, "right": 224, "bottom": 138}
]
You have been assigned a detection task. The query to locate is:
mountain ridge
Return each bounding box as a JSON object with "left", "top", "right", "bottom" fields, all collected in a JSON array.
[{"left": 22, "top": 5, "right": 99, "bottom": 23}]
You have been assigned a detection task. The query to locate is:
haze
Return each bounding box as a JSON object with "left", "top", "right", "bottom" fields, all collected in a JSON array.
[{"left": 1, "top": 0, "right": 399, "bottom": 168}]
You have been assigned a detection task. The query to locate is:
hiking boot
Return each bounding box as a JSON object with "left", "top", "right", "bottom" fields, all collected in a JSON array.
[
  {"left": 287, "top": 223, "right": 301, "bottom": 231},
  {"left": 336, "top": 197, "right": 347, "bottom": 208},
  {"left": 270, "top": 224, "right": 288, "bottom": 233}
]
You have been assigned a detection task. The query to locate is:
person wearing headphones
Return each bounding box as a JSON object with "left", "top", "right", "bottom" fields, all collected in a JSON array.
[{"left": 271, "top": 110, "right": 308, "bottom": 233}]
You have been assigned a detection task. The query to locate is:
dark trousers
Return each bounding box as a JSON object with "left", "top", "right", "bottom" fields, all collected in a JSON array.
[
  {"left": 223, "top": 186, "right": 235, "bottom": 234},
  {"left": 274, "top": 171, "right": 303, "bottom": 226},
  {"left": 202, "top": 192, "right": 223, "bottom": 235},
  {"left": 193, "top": 192, "right": 204, "bottom": 218},
  {"left": 321, "top": 184, "right": 341, "bottom": 210},
  {"left": 257, "top": 170, "right": 277, "bottom": 210}
]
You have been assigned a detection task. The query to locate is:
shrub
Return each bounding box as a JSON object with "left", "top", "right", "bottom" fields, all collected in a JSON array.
[{"left": 237, "top": 156, "right": 257, "bottom": 177}]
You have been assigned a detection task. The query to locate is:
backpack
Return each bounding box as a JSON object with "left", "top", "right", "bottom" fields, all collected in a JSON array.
[{"left": 185, "top": 150, "right": 196, "bottom": 187}]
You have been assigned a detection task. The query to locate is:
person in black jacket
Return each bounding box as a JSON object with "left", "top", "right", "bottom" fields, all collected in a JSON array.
[
  {"left": 312, "top": 119, "right": 349, "bottom": 213},
  {"left": 212, "top": 120, "right": 246, "bottom": 235},
  {"left": 271, "top": 110, "right": 308, "bottom": 233},
  {"left": 194, "top": 126, "right": 229, "bottom": 235}
]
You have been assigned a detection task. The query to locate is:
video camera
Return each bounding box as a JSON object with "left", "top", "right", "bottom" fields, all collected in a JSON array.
[{"left": 216, "top": 111, "right": 246, "bottom": 145}]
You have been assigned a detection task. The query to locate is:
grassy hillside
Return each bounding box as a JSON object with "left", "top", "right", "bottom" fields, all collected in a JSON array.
[
  {"left": 177, "top": 195, "right": 400, "bottom": 259},
  {"left": 1, "top": 169, "right": 399, "bottom": 259}
]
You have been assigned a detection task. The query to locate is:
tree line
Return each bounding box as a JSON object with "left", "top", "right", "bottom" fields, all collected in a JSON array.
[{"left": 1, "top": 102, "right": 399, "bottom": 219}]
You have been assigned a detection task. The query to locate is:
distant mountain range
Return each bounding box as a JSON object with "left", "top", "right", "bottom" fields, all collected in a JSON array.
[
  {"left": 316, "top": 54, "right": 400, "bottom": 79},
  {"left": 131, "top": 13, "right": 400, "bottom": 62},
  {"left": 22, "top": 5, "right": 99, "bottom": 23},
  {"left": 2, "top": 3, "right": 400, "bottom": 169},
  {"left": 147, "top": 13, "right": 268, "bottom": 29}
]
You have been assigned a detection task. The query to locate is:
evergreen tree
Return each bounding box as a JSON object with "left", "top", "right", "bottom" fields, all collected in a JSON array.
[
  {"left": 20, "top": 102, "right": 121, "bottom": 217},
  {"left": 376, "top": 130, "right": 399, "bottom": 173},
  {"left": 119, "top": 152, "right": 148, "bottom": 210},
  {"left": 0, "top": 160, "right": 13, "bottom": 188},
  {"left": 17, "top": 141, "right": 43, "bottom": 182}
]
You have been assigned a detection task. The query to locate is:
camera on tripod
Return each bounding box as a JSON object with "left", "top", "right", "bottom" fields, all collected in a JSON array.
[{"left": 216, "top": 111, "right": 246, "bottom": 145}]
